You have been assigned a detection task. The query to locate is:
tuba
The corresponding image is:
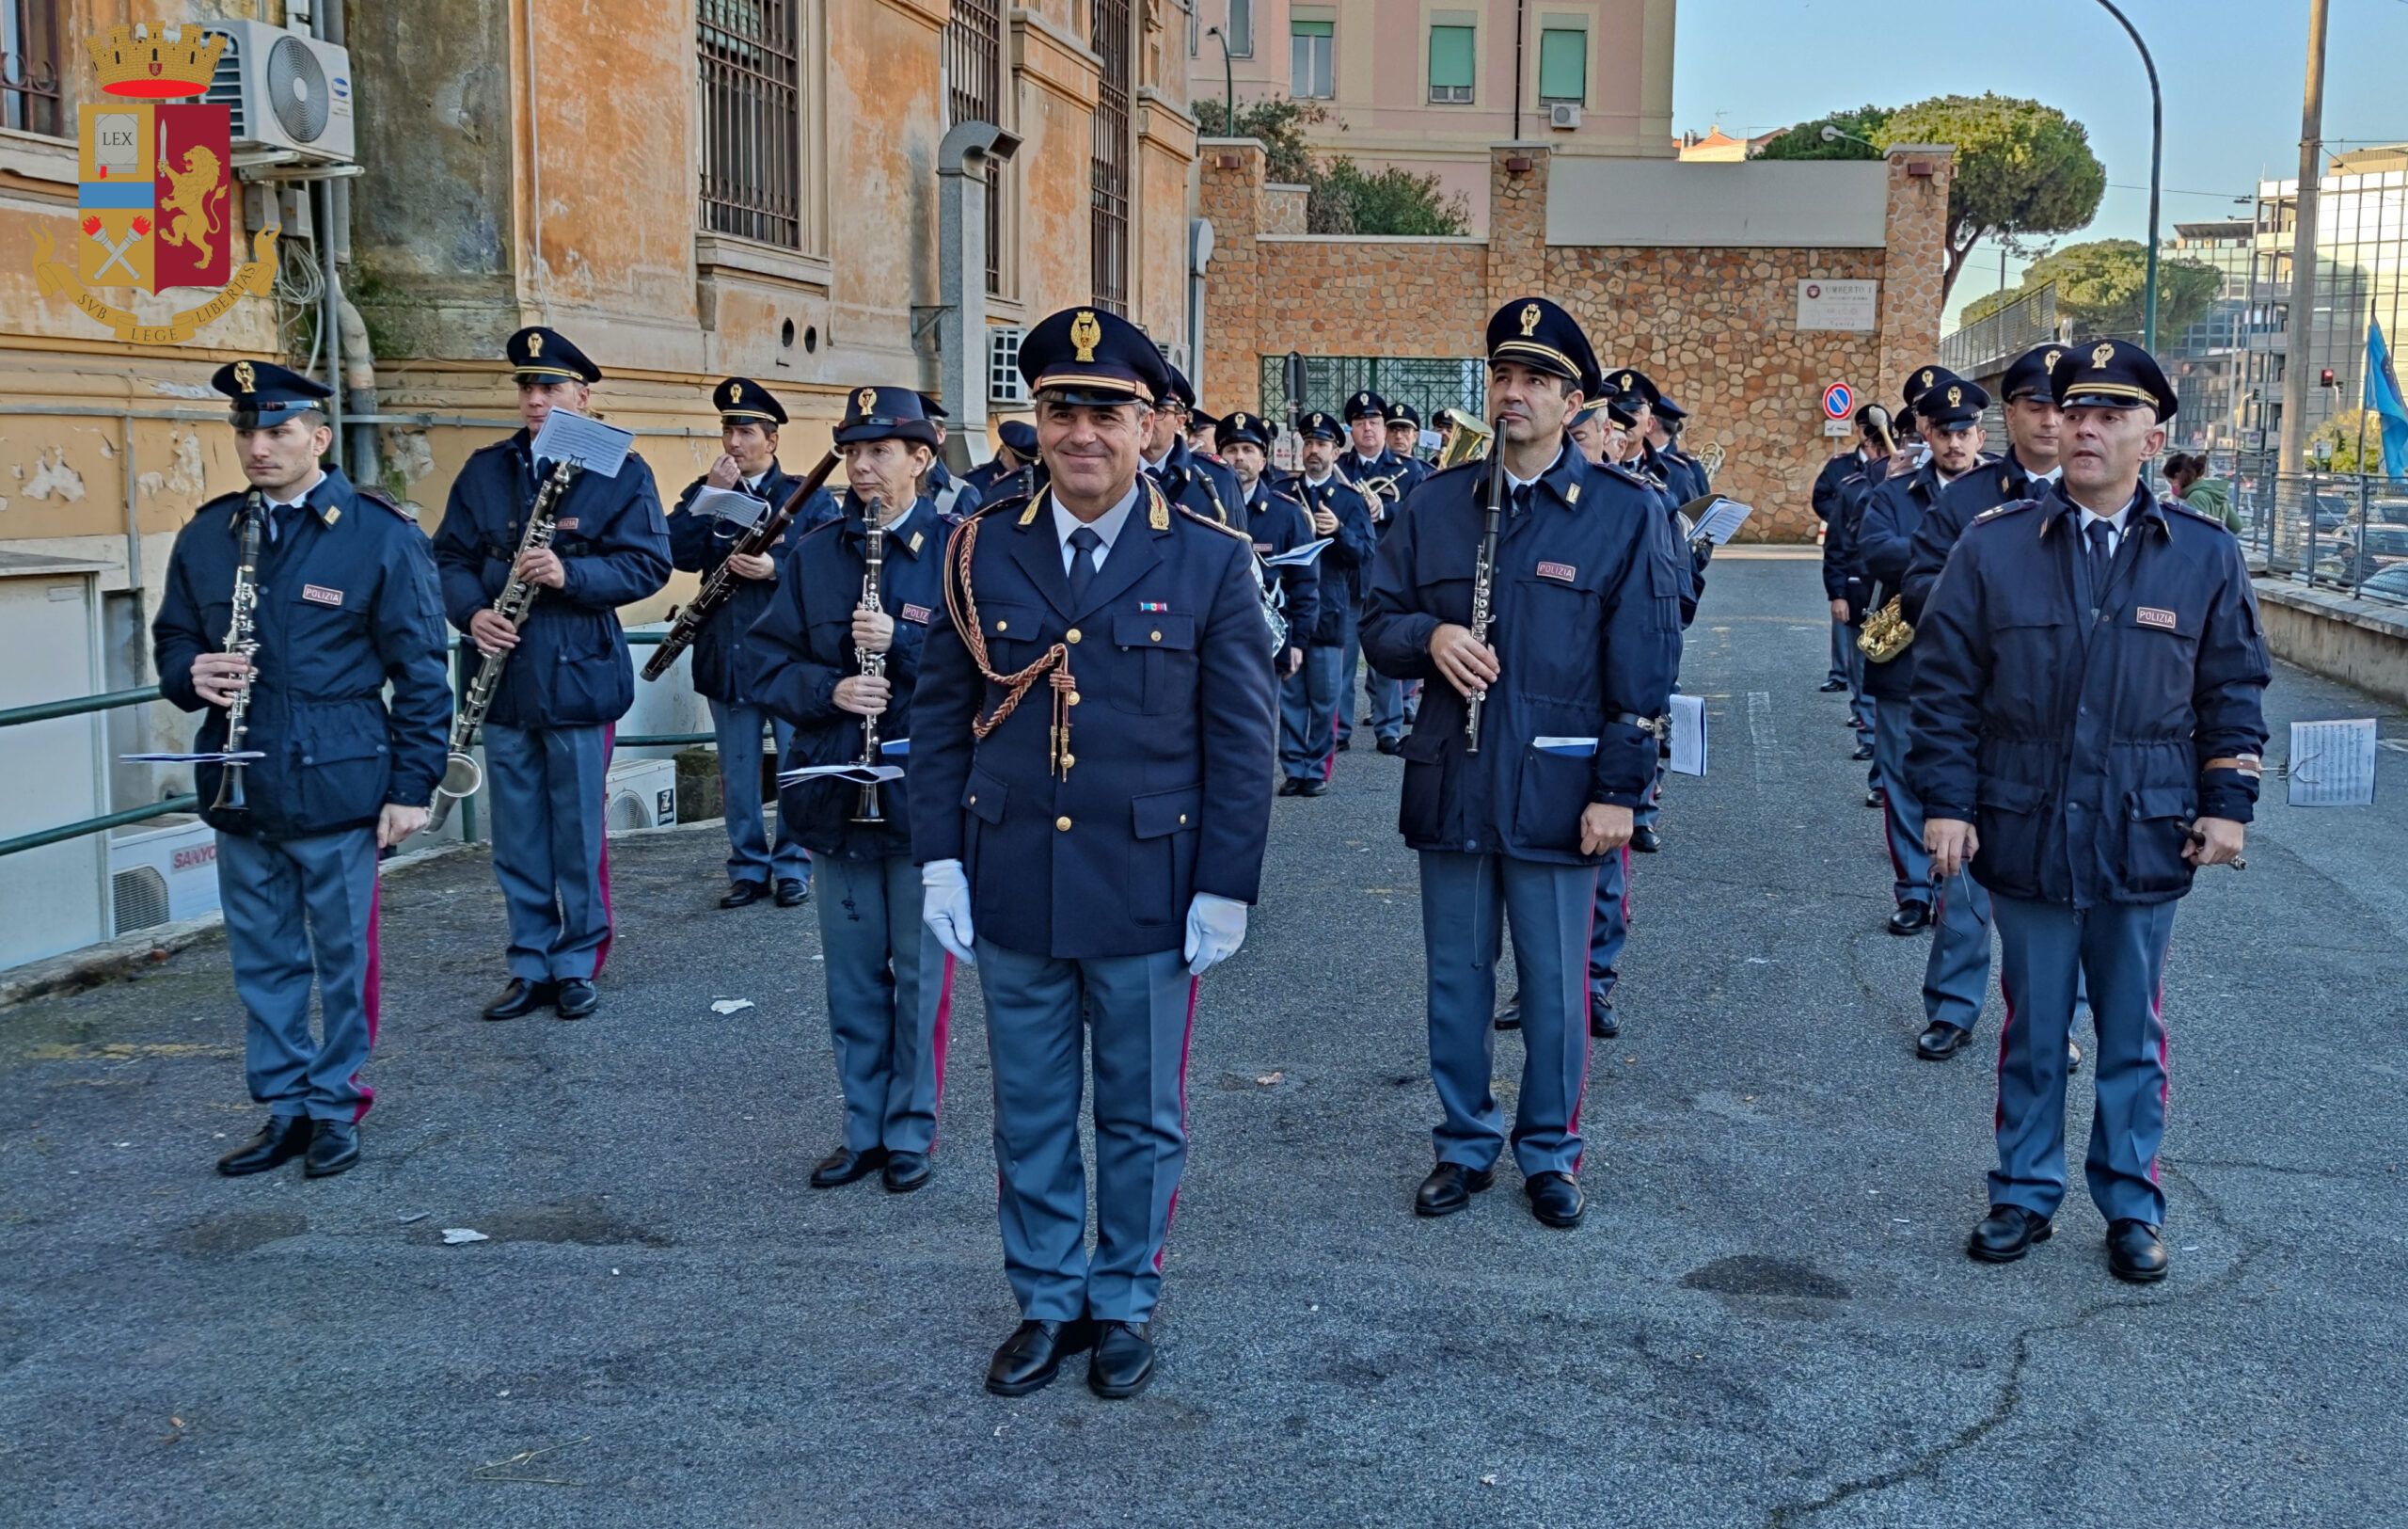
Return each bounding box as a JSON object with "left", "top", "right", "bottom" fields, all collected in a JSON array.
[
  {"left": 1859, "top": 597, "right": 1914, "bottom": 663},
  {"left": 1436, "top": 413, "right": 1492, "bottom": 469}
]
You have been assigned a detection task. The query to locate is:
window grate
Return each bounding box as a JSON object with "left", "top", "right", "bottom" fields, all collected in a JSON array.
[
  {"left": 698, "top": 0, "right": 802, "bottom": 249},
  {"left": 989, "top": 326, "right": 1025, "bottom": 404},
  {"left": 943, "top": 0, "right": 1004, "bottom": 295},
  {"left": 1258, "top": 356, "right": 1487, "bottom": 435},
  {"left": 1090, "top": 0, "right": 1132, "bottom": 315},
  {"left": 2, "top": 0, "right": 66, "bottom": 137}
]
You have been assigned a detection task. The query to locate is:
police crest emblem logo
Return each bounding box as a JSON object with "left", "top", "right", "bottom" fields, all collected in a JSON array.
[
  {"left": 233, "top": 358, "right": 255, "bottom": 394},
  {"left": 529, "top": 331, "right": 545, "bottom": 358},
  {"left": 1519, "top": 303, "right": 1541, "bottom": 338},
  {"left": 1070, "top": 311, "right": 1102, "bottom": 363},
  {"left": 30, "top": 23, "right": 278, "bottom": 345},
  {"left": 1921, "top": 369, "right": 1934, "bottom": 389},
  {"left": 2092, "top": 342, "right": 2115, "bottom": 369},
  {"left": 1948, "top": 386, "right": 1962, "bottom": 406},
  {"left": 2046, "top": 349, "right": 2063, "bottom": 372},
  {"left": 856, "top": 388, "right": 878, "bottom": 415},
  {"left": 721, "top": 381, "right": 738, "bottom": 406}
]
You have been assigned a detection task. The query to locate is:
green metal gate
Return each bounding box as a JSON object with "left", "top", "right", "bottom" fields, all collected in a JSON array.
[{"left": 1256, "top": 356, "right": 1485, "bottom": 429}]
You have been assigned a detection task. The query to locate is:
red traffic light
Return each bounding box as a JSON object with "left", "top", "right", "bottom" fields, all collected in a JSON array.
[{"left": 2321, "top": 368, "right": 2337, "bottom": 388}]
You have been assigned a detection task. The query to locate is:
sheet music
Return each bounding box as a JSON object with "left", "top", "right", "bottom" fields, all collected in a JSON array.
[
  {"left": 1264, "top": 538, "right": 1333, "bottom": 568},
  {"left": 122, "top": 751, "right": 266, "bottom": 764},
  {"left": 2286, "top": 718, "right": 2377, "bottom": 807},
  {"left": 686, "top": 486, "right": 767, "bottom": 529},
  {"left": 1668, "top": 693, "right": 1708, "bottom": 776},
  {"left": 777, "top": 763, "right": 905, "bottom": 787},
  {"left": 1687, "top": 498, "right": 1754, "bottom": 547},
  {"left": 530, "top": 409, "right": 635, "bottom": 479},
  {"left": 1534, "top": 737, "right": 1598, "bottom": 757}
]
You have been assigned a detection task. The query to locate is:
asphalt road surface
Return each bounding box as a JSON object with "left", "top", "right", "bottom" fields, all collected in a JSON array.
[{"left": 5, "top": 555, "right": 2404, "bottom": 1528}]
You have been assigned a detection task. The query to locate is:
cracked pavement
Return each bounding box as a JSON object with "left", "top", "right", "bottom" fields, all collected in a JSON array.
[{"left": 2, "top": 556, "right": 2403, "bottom": 1527}]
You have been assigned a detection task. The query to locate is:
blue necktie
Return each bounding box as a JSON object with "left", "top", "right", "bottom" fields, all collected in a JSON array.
[
  {"left": 2085, "top": 519, "right": 2115, "bottom": 600},
  {"left": 1067, "top": 526, "right": 1102, "bottom": 604}
]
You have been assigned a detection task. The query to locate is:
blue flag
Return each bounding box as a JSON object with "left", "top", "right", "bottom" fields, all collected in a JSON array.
[{"left": 2368, "top": 318, "right": 2408, "bottom": 481}]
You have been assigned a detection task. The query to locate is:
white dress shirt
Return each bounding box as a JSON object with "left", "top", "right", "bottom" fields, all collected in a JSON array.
[{"left": 1052, "top": 480, "right": 1142, "bottom": 576}]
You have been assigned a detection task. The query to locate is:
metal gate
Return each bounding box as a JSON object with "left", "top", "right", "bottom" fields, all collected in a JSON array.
[
  {"left": 1089, "top": 0, "right": 1132, "bottom": 315},
  {"left": 1256, "top": 356, "right": 1486, "bottom": 430}
]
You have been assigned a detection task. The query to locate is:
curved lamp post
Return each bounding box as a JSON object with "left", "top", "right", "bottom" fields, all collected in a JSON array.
[{"left": 2089, "top": 0, "right": 2164, "bottom": 353}]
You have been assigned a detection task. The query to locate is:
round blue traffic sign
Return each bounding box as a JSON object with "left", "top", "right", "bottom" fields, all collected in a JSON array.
[{"left": 1821, "top": 382, "right": 1854, "bottom": 421}]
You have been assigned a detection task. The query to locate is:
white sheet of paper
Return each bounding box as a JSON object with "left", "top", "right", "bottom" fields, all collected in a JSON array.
[
  {"left": 879, "top": 738, "right": 910, "bottom": 757},
  {"left": 777, "top": 763, "right": 906, "bottom": 787},
  {"left": 1688, "top": 498, "right": 1754, "bottom": 547},
  {"left": 2286, "top": 718, "right": 2377, "bottom": 807},
  {"left": 1534, "top": 737, "right": 1598, "bottom": 757},
  {"left": 121, "top": 751, "right": 266, "bottom": 764},
  {"left": 530, "top": 409, "right": 634, "bottom": 479},
  {"left": 1668, "top": 693, "right": 1708, "bottom": 776},
  {"left": 1264, "top": 538, "right": 1333, "bottom": 568},
  {"left": 686, "top": 486, "right": 767, "bottom": 529}
]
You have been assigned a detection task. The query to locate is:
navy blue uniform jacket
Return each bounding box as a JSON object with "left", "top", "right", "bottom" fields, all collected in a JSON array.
[
  {"left": 153, "top": 468, "right": 452, "bottom": 840},
  {"left": 1811, "top": 449, "right": 1865, "bottom": 531},
  {"left": 432, "top": 431, "right": 672, "bottom": 730},
  {"left": 665, "top": 460, "right": 837, "bottom": 705},
  {"left": 1238, "top": 478, "right": 1320, "bottom": 649},
  {"left": 1361, "top": 447, "right": 1684, "bottom": 865},
  {"left": 1908, "top": 484, "right": 2271, "bottom": 909},
  {"left": 926, "top": 457, "right": 985, "bottom": 520},
  {"left": 910, "top": 480, "right": 1278, "bottom": 959},
  {"left": 749, "top": 494, "right": 945, "bottom": 860},
  {"left": 1852, "top": 462, "right": 1957, "bottom": 703},
  {"left": 1149, "top": 437, "right": 1243, "bottom": 528},
  {"left": 1900, "top": 454, "right": 2052, "bottom": 626},
  {"left": 1820, "top": 466, "right": 1888, "bottom": 617},
  {"left": 1280, "top": 473, "right": 1377, "bottom": 644}
]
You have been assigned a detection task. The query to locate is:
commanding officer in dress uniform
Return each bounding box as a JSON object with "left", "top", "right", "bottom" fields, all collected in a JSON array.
[
  {"left": 752, "top": 388, "right": 955, "bottom": 1195},
  {"left": 1140, "top": 365, "right": 1242, "bottom": 527},
  {"left": 1276, "top": 410, "right": 1378, "bottom": 795},
  {"left": 434, "top": 327, "right": 671, "bottom": 1022},
  {"left": 1336, "top": 390, "right": 1415, "bottom": 756},
  {"left": 1362, "top": 298, "right": 1683, "bottom": 1230},
  {"left": 1912, "top": 340, "right": 2268, "bottom": 1283},
  {"left": 667, "top": 377, "right": 832, "bottom": 911},
  {"left": 960, "top": 420, "right": 1038, "bottom": 502},
  {"left": 1216, "top": 409, "right": 1319, "bottom": 677},
  {"left": 156, "top": 361, "right": 452, "bottom": 1178},
  {"left": 911, "top": 305, "right": 1277, "bottom": 1399}
]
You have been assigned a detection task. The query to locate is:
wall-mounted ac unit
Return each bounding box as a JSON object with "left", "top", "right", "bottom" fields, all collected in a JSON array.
[
  {"left": 606, "top": 757, "right": 678, "bottom": 832},
  {"left": 201, "top": 21, "right": 356, "bottom": 163},
  {"left": 989, "top": 326, "right": 1026, "bottom": 404},
  {"left": 1548, "top": 103, "right": 1581, "bottom": 131},
  {"left": 108, "top": 816, "right": 222, "bottom": 935}
]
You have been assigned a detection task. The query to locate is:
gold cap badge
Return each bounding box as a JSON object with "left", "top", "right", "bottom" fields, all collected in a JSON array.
[
  {"left": 529, "top": 331, "right": 544, "bottom": 357},
  {"left": 1921, "top": 369, "right": 1933, "bottom": 389},
  {"left": 1519, "top": 303, "right": 1541, "bottom": 338},
  {"left": 2046, "top": 349, "right": 2063, "bottom": 372},
  {"left": 1948, "top": 385, "right": 1962, "bottom": 406},
  {"left": 233, "top": 359, "right": 255, "bottom": 393},
  {"left": 2092, "top": 342, "right": 2115, "bottom": 369},
  {"left": 722, "top": 381, "right": 738, "bottom": 406},
  {"left": 856, "top": 388, "right": 877, "bottom": 414},
  {"left": 1070, "top": 311, "right": 1101, "bottom": 363}
]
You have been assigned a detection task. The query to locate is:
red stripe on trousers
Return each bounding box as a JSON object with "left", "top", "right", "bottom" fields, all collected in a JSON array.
[
  {"left": 1152, "top": 976, "right": 1202, "bottom": 1272},
  {"left": 928, "top": 952, "right": 958, "bottom": 1147},
  {"left": 594, "top": 723, "right": 617, "bottom": 975},
  {"left": 350, "top": 874, "right": 383, "bottom": 1123},
  {"left": 1568, "top": 863, "right": 1600, "bottom": 1173},
  {"left": 1992, "top": 970, "right": 2018, "bottom": 1133}
]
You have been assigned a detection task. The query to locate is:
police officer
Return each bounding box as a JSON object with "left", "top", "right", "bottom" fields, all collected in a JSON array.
[
  {"left": 1814, "top": 405, "right": 1891, "bottom": 693},
  {"left": 916, "top": 394, "right": 985, "bottom": 521},
  {"left": 155, "top": 361, "right": 452, "bottom": 1178},
  {"left": 911, "top": 305, "right": 1277, "bottom": 1399},
  {"left": 1186, "top": 407, "right": 1221, "bottom": 459},
  {"left": 1336, "top": 390, "right": 1415, "bottom": 756},
  {"left": 667, "top": 377, "right": 833, "bottom": 911},
  {"left": 1386, "top": 400, "right": 1433, "bottom": 470},
  {"left": 1277, "top": 410, "right": 1378, "bottom": 795},
  {"left": 960, "top": 419, "right": 1038, "bottom": 502},
  {"left": 433, "top": 327, "right": 671, "bottom": 1022},
  {"left": 1216, "top": 409, "right": 1320, "bottom": 678},
  {"left": 1911, "top": 340, "right": 2267, "bottom": 1283},
  {"left": 751, "top": 388, "right": 954, "bottom": 1195},
  {"left": 1362, "top": 297, "right": 1683, "bottom": 1231},
  {"left": 1140, "top": 364, "right": 1242, "bottom": 526}
]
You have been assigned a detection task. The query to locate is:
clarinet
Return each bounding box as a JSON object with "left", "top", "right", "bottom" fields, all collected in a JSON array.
[
  {"left": 210, "top": 489, "right": 267, "bottom": 814},
  {"left": 850, "top": 500, "right": 888, "bottom": 824},
  {"left": 427, "top": 458, "right": 574, "bottom": 832},
  {"left": 1463, "top": 418, "right": 1509, "bottom": 753}
]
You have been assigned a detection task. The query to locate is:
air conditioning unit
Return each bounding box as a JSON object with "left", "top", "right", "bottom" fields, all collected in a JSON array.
[
  {"left": 1548, "top": 102, "right": 1581, "bottom": 131},
  {"left": 606, "top": 757, "right": 679, "bottom": 833},
  {"left": 988, "top": 326, "right": 1026, "bottom": 404},
  {"left": 108, "top": 816, "right": 223, "bottom": 936},
  {"left": 201, "top": 20, "right": 356, "bottom": 163}
]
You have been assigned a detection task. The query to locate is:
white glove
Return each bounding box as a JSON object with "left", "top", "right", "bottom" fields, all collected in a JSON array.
[
  {"left": 1183, "top": 892, "right": 1248, "bottom": 977},
  {"left": 921, "top": 859, "right": 977, "bottom": 967}
]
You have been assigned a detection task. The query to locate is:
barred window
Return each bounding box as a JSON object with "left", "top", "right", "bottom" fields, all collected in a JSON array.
[
  {"left": 1090, "top": 0, "right": 1132, "bottom": 315},
  {"left": 943, "top": 0, "right": 1004, "bottom": 295},
  {"left": 698, "top": 0, "right": 802, "bottom": 248},
  {"left": 2, "top": 0, "right": 66, "bottom": 138}
]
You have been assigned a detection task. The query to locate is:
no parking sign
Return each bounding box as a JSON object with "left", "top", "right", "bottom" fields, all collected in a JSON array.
[{"left": 1821, "top": 381, "right": 1854, "bottom": 437}]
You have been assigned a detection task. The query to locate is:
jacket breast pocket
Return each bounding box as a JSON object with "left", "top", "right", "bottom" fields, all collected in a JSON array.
[
  {"left": 1509, "top": 743, "right": 1592, "bottom": 854},
  {"left": 2122, "top": 617, "right": 2201, "bottom": 727},
  {"left": 1971, "top": 775, "right": 2052, "bottom": 897},
  {"left": 2120, "top": 784, "right": 2196, "bottom": 897},
  {"left": 1509, "top": 580, "right": 1598, "bottom": 704},
  {"left": 1127, "top": 785, "right": 1200, "bottom": 927},
  {"left": 1109, "top": 612, "right": 1196, "bottom": 715},
  {"left": 975, "top": 599, "right": 1047, "bottom": 673}
]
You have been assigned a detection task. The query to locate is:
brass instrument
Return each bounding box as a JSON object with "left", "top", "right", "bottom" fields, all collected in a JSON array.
[
  {"left": 1859, "top": 596, "right": 1914, "bottom": 663},
  {"left": 1464, "top": 414, "right": 1508, "bottom": 752},
  {"left": 1694, "top": 440, "right": 1726, "bottom": 481},
  {"left": 851, "top": 499, "right": 888, "bottom": 824},
  {"left": 428, "top": 458, "right": 574, "bottom": 832},
  {"left": 211, "top": 489, "right": 267, "bottom": 815},
  {"left": 1436, "top": 414, "right": 1492, "bottom": 469}
]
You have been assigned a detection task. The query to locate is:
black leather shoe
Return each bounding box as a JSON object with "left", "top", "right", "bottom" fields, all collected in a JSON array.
[
  {"left": 1494, "top": 993, "right": 1521, "bottom": 1031},
  {"left": 554, "top": 978, "right": 598, "bottom": 1019},
  {"left": 1887, "top": 901, "right": 1932, "bottom": 936},
  {"left": 1818, "top": 677, "right": 1849, "bottom": 693},
  {"left": 482, "top": 978, "right": 555, "bottom": 1021},
  {"left": 1967, "top": 1204, "right": 2052, "bottom": 1263},
  {"left": 985, "top": 1318, "right": 1094, "bottom": 1397},
  {"left": 1630, "top": 825, "right": 1662, "bottom": 853},
  {"left": 1335, "top": 737, "right": 1352, "bottom": 753},
  {"left": 1297, "top": 777, "right": 1330, "bottom": 797},
  {"left": 216, "top": 1113, "right": 313, "bottom": 1176},
  {"left": 1590, "top": 1000, "right": 1619, "bottom": 1040},
  {"left": 1375, "top": 736, "right": 1403, "bottom": 757},
  {"left": 1849, "top": 743, "right": 1877, "bottom": 762},
  {"left": 1276, "top": 777, "right": 1304, "bottom": 797},
  {"left": 1525, "top": 1171, "right": 1586, "bottom": 1228},
  {"left": 303, "top": 1119, "right": 359, "bottom": 1178},
  {"left": 882, "top": 1151, "right": 931, "bottom": 1193},
  {"left": 1916, "top": 1021, "right": 1972, "bottom": 1059},
  {"left": 1414, "top": 1161, "right": 1495, "bottom": 1217},
  {"left": 1864, "top": 787, "right": 1886, "bottom": 808},
  {"left": 720, "top": 880, "right": 768, "bottom": 909},
  {"left": 2106, "top": 1218, "right": 2168, "bottom": 1282},
  {"left": 1088, "top": 1320, "right": 1156, "bottom": 1399},
  {"left": 810, "top": 1145, "right": 887, "bottom": 1188},
  {"left": 775, "top": 879, "right": 809, "bottom": 908}
]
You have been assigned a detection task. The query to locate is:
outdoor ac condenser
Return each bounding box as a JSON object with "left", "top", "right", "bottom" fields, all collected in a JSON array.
[
  {"left": 108, "top": 816, "right": 222, "bottom": 936},
  {"left": 201, "top": 20, "right": 356, "bottom": 163},
  {"left": 606, "top": 757, "right": 679, "bottom": 833}
]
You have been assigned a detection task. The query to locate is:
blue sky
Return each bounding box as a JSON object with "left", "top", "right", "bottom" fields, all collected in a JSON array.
[{"left": 1671, "top": 0, "right": 2408, "bottom": 327}]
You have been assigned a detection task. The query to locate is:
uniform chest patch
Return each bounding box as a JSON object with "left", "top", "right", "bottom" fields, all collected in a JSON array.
[
  {"left": 1253, "top": 541, "right": 1275, "bottom": 553},
  {"left": 900, "top": 603, "right": 932, "bottom": 625},
  {"left": 302, "top": 584, "right": 343, "bottom": 607},
  {"left": 2134, "top": 606, "right": 2179, "bottom": 630},
  {"left": 1536, "top": 561, "right": 1577, "bottom": 583},
  {"left": 555, "top": 517, "right": 579, "bottom": 532}
]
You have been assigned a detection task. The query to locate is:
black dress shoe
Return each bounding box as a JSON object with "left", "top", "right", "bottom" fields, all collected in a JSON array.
[
  {"left": 1335, "top": 737, "right": 1352, "bottom": 752},
  {"left": 1864, "top": 787, "right": 1887, "bottom": 807},
  {"left": 1967, "top": 1204, "right": 2052, "bottom": 1263},
  {"left": 1088, "top": 1320, "right": 1156, "bottom": 1399},
  {"left": 882, "top": 1151, "right": 931, "bottom": 1193},
  {"left": 1887, "top": 901, "right": 1932, "bottom": 935},
  {"left": 1414, "top": 1161, "right": 1495, "bottom": 1217},
  {"left": 2106, "top": 1218, "right": 2168, "bottom": 1283},
  {"left": 1850, "top": 743, "right": 1877, "bottom": 762},
  {"left": 554, "top": 978, "right": 598, "bottom": 1019},
  {"left": 720, "top": 880, "right": 768, "bottom": 909},
  {"left": 810, "top": 1145, "right": 888, "bottom": 1188},
  {"left": 1276, "top": 777, "right": 1304, "bottom": 797},
  {"left": 1630, "top": 825, "right": 1662, "bottom": 853},
  {"left": 303, "top": 1119, "right": 359, "bottom": 1178},
  {"left": 1375, "top": 737, "right": 1403, "bottom": 757},
  {"left": 985, "top": 1318, "right": 1094, "bottom": 1397},
  {"left": 482, "top": 978, "right": 556, "bottom": 1021},
  {"left": 775, "top": 878, "right": 809, "bottom": 908},
  {"left": 1494, "top": 993, "right": 1521, "bottom": 1031},
  {"left": 1916, "top": 1021, "right": 1972, "bottom": 1059},
  {"left": 1297, "top": 777, "right": 1330, "bottom": 797},
  {"left": 1818, "top": 677, "right": 1849, "bottom": 693},
  {"left": 1525, "top": 1171, "right": 1585, "bottom": 1228},
  {"left": 216, "top": 1113, "right": 313, "bottom": 1176},
  {"left": 1590, "top": 1000, "right": 1619, "bottom": 1040}
]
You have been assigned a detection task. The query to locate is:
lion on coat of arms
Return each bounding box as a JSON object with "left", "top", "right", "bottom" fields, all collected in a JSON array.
[{"left": 156, "top": 144, "right": 227, "bottom": 254}]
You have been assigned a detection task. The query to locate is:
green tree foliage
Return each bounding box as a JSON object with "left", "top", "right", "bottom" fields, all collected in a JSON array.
[
  {"left": 1961, "top": 240, "right": 2223, "bottom": 340},
  {"left": 2309, "top": 409, "right": 2388, "bottom": 476},
  {"left": 1196, "top": 97, "right": 1323, "bottom": 184},
  {"left": 1755, "top": 105, "right": 1892, "bottom": 162},
  {"left": 1198, "top": 99, "right": 1472, "bottom": 237}
]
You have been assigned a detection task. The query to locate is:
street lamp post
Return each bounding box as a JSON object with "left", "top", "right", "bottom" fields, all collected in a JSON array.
[
  {"left": 1207, "top": 25, "right": 1233, "bottom": 137},
  {"left": 2089, "top": 0, "right": 2164, "bottom": 353}
]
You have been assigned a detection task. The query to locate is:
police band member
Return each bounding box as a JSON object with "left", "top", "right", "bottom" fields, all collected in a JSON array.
[
  {"left": 752, "top": 388, "right": 954, "bottom": 1195},
  {"left": 155, "top": 361, "right": 452, "bottom": 1179},
  {"left": 1336, "top": 390, "right": 1416, "bottom": 756},
  {"left": 1814, "top": 405, "right": 1891, "bottom": 693},
  {"left": 1385, "top": 399, "right": 1430, "bottom": 467},
  {"left": 1362, "top": 297, "right": 1683, "bottom": 1231},
  {"left": 667, "top": 377, "right": 834, "bottom": 911},
  {"left": 434, "top": 327, "right": 671, "bottom": 1022},
  {"left": 1215, "top": 409, "right": 1320, "bottom": 677},
  {"left": 1910, "top": 340, "right": 2268, "bottom": 1283},
  {"left": 1185, "top": 407, "right": 1221, "bottom": 459},
  {"left": 916, "top": 394, "right": 985, "bottom": 521},
  {"left": 959, "top": 419, "right": 1038, "bottom": 502},
  {"left": 1276, "top": 410, "right": 1378, "bottom": 795},
  {"left": 911, "top": 306, "right": 1278, "bottom": 1399},
  {"left": 1141, "top": 364, "right": 1242, "bottom": 526}
]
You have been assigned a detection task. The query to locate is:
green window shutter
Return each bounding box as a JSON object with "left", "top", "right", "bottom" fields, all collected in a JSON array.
[
  {"left": 1538, "top": 27, "right": 1585, "bottom": 101},
  {"left": 1429, "top": 25, "right": 1474, "bottom": 89},
  {"left": 1291, "top": 19, "right": 1332, "bottom": 38}
]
